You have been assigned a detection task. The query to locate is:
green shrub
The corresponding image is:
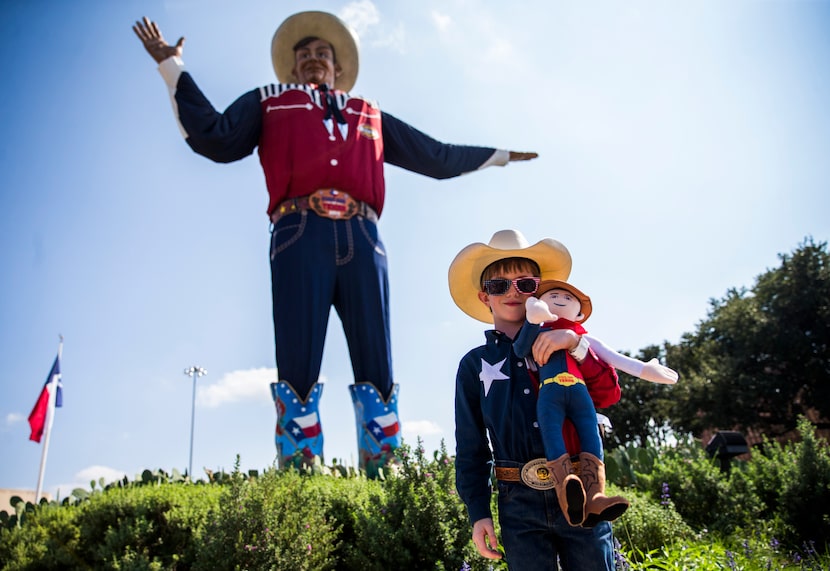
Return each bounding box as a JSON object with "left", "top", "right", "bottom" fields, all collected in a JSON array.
[
  {"left": 192, "top": 442, "right": 474, "bottom": 570},
  {"left": 347, "top": 442, "right": 470, "bottom": 570},
  {"left": 610, "top": 484, "right": 693, "bottom": 554},
  {"left": 301, "top": 472, "right": 386, "bottom": 568},
  {"left": 3, "top": 432, "right": 827, "bottom": 569},
  {"left": 78, "top": 482, "right": 221, "bottom": 569},
  {"left": 606, "top": 444, "right": 658, "bottom": 488},
  {"left": 745, "top": 416, "right": 830, "bottom": 548},
  {"left": 194, "top": 467, "right": 339, "bottom": 570},
  {"left": 0, "top": 500, "right": 80, "bottom": 570},
  {"left": 307, "top": 440, "right": 474, "bottom": 570},
  {"left": 617, "top": 526, "right": 830, "bottom": 571},
  {"left": 634, "top": 441, "right": 764, "bottom": 535},
  {"left": 0, "top": 482, "right": 219, "bottom": 570}
]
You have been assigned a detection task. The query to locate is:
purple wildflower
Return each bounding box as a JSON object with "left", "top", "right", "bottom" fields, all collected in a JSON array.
[
  {"left": 725, "top": 550, "right": 737, "bottom": 571},
  {"left": 660, "top": 482, "right": 671, "bottom": 507}
]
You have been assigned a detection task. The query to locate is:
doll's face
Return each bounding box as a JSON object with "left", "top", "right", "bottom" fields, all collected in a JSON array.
[{"left": 539, "top": 288, "right": 584, "bottom": 322}]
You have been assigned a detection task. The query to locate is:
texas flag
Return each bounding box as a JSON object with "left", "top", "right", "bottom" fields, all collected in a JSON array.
[
  {"left": 284, "top": 411, "right": 321, "bottom": 441},
  {"left": 367, "top": 412, "right": 399, "bottom": 440},
  {"left": 28, "top": 355, "right": 62, "bottom": 443}
]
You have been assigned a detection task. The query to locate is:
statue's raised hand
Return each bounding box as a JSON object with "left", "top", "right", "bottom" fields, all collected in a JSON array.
[{"left": 132, "top": 16, "right": 185, "bottom": 64}]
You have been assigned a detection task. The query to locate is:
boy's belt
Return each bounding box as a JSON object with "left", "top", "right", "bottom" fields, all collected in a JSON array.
[
  {"left": 495, "top": 457, "right": 581, "bottom": 490},
  {"left": 270, "top": 189, "right": 378, "bottom": 224},
  {"left": 495, "top": 458, "right": 556, "bottom": 490}
]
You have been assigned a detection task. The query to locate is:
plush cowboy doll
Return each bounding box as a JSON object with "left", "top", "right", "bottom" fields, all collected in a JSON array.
[{"left": 514, "top": 280, "right": 678, "bottom": 527}]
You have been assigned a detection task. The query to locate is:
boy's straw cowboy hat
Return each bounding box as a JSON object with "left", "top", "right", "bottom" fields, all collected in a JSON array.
[
  {"left": 271, "top": 11, "right": 360, "bottom": 92},
  {"left": 449, "top": 229, "right": 572, "bottom": 324}
]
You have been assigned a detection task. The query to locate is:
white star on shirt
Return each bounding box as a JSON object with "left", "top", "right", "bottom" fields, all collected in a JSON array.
[{"left": 480, "top": 358, "right": 510, "bottom": 397}]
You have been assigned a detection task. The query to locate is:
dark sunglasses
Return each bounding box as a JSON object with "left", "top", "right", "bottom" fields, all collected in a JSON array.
[{"left": 482, "top": 277, "right": 540, "bottom": 296}]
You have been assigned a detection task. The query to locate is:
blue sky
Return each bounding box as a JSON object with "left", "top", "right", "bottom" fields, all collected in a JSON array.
[{"left": 2, "top": 0, "right": 829, "bottom": 499}]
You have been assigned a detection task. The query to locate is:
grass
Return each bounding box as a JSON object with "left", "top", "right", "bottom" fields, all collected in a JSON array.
[{"left": 614, "top": 529, "right": 828, "bottom": 570}]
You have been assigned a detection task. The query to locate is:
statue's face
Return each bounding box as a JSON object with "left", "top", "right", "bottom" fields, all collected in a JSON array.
[{"left": 292, "top": 38, "right": 341, "bottom": 87}]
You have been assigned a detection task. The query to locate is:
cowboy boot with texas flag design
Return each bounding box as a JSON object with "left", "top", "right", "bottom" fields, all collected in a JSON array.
[
  {"left": 349, "top": 382, "right": 402, "bottom": 478},
  {"left": 270, "top": 381, "right": 324, "bottom": 470}
]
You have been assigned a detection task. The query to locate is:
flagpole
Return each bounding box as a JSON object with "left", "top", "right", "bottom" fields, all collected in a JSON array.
[
  {"left": 35, "top": 336, "right": 63, "bottom": 503},
  {"left": 183, "top": 366, "right": 207, "bottom": 479}
]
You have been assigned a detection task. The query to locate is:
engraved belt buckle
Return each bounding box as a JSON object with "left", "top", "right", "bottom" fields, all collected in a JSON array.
[
  {"left": 309, "top": 189, "right": 358, "bottom": 220},
  {"left": 521, "top": 458, "right": 555, "bottom": 490}
]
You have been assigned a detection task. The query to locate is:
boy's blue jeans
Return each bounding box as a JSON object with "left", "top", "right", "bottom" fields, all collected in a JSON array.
[
  {"left": 270, "top": 211, "right": 393, "bottom": 400},
  {"left": 497, "top": 481, "right": 615, "bottom": 570}
]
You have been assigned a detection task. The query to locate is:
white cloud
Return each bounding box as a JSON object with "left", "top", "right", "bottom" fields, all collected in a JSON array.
[
  {"left": 431, "top": 11, "right": 452, "bottom": 33},
  {"left": 340, "top": 0, "right": 381, "bottom": 38},
  {"left": 340, "top": 1, "right": 406, "bottom": 55},
  {"left": 75, "top": 465, "right": 128, "bottom": 484},
  {"left": 371, "top": 22, "right": 407, "bottom": 54},
  {"left": 427, "top": 7, "right": 523, "bottom": 85},
  {"left": 195, "top": 367, "right": 276, "bottom": 408},
  {"left": 5, "top": 413, "right": 24, "bottom": 426},
  {"left": 51, "top": 465, "right": 128, "bottom": 499},
  {"left": 403, "top": 419, "right": 443, "bottom": 439}
]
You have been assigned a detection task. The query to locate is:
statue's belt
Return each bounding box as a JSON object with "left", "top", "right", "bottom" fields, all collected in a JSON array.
[{"left": 271, "top": 189, "right": 378, "bottom": 224}]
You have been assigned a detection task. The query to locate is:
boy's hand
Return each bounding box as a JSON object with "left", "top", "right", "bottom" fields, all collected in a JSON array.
[
  {"left": 472, "top": 518, "right": 502, "bottom": 560},
  {"left": 525, "top": 297, "right": 557, "bottom": 325},
  {"left": 532, "top": 329, "right": 578, "bottom": 365},
  {"left": 639, "top": 359, "right": 679, "bottom": 384}
]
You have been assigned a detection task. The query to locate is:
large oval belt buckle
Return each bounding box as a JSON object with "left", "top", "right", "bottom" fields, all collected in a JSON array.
[
  {"left": 521, "top": 458, "right": 555, "bottom": 490},
  {"left": 310, "top": 189, "right": 358, "bottom": 220}
]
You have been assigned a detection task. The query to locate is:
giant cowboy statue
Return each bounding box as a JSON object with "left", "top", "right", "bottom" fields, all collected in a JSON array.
[{"left": 133, "top": 11, "right": 538, "bottom": 476}]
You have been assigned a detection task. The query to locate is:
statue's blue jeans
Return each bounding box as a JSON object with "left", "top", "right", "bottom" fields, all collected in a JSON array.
[{"left": 270, "top": 210, "right": 392, "bottom": 400}]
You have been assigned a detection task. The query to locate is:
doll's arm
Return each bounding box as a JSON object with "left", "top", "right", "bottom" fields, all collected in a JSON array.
[
  {"left": 584, "top": 335, "right": 678, "bottom": 385},
  {"left": 513, "top": 320, "right": 541, "bottom": 359},
  {"left": 525, "top": 297, "right": 558, "bottom": 325}
]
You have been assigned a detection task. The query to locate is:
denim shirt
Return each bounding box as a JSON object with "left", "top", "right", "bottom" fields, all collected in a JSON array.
[{"left": 454, "top": 329, "right": 620, "bottom": 524}]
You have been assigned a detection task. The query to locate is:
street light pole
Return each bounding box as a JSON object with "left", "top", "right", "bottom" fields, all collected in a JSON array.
[{"left": 183, "top": 366, "right": 207, "bottom": 479}]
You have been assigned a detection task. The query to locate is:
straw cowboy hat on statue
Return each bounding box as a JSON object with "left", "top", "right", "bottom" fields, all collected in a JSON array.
[{"left": 271, "top": 10, "right": 360, "bottom": 91}]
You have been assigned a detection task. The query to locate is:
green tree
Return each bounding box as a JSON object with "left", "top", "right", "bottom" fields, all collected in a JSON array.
[
  {"left": 603, "top": 344, "right": 679, "bottom": 449},
  {"left": 669, "top": 237, "right": 830, "bottom": 437}
]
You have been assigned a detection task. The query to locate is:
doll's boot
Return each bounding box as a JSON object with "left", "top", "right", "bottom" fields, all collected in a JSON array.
[
  {"left": 349, "top": 382, "right": 402, "bottom": 478},
  {"left": 548, "top": 454, "right": 586, "bottom": 526},
  {"left": 270, "top": 381, "right": 324, "bottom": 471},
  {"left": 579, "top": 452, "right": 629, "bottom": 527}
]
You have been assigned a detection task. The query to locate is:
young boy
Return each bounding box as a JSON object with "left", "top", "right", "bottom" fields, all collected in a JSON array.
[{"left": 449, "top": 229, "right": 621, "bottom": 570}]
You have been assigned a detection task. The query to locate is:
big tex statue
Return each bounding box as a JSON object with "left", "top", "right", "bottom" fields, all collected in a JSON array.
[{"left": 133, "top": 11, "right": 537, "bottom": 475}]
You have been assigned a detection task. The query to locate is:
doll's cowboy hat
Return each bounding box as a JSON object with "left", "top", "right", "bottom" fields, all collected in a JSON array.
[
  {"left": 536, "top": 280, "right": 593, "bottom": 323},
  {"left": 449, "top": 229, "right": 572, "bottom": 324},
  {"left": 271, "top": 11, "right": 360, "bottom": 92}
]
